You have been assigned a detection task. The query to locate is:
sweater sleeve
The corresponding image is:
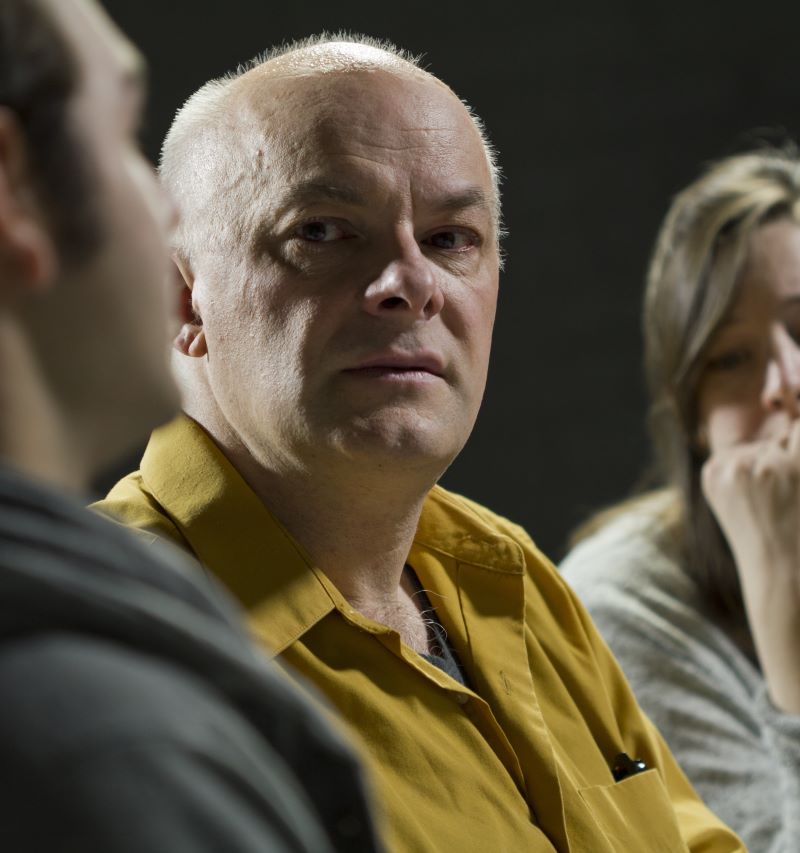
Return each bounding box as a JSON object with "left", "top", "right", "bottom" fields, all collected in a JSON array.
[
  {"left": 561, "top": 521, "right": 800, "bottom": 853},
  {"left": 754, "top": 684, "right": 800, "bottom": 847}
]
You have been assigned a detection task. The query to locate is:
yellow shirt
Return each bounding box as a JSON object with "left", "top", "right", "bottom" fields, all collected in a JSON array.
[{"left": 95, "top": 416, "right": 743, "bottom": 853}]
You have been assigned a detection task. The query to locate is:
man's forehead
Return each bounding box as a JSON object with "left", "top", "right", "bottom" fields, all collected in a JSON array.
[
  {"left": 228, "top": 65, "right": 496, "bottom": 222},
  {"left": 236, "top": 67, "right": 478, "bottom": 156}
]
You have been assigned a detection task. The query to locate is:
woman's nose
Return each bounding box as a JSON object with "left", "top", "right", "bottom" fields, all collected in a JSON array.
[{"left": 762, "top": 326, "right": 800, "bottom": 415}]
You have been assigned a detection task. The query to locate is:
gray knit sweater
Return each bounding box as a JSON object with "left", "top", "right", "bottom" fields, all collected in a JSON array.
[{"left": 561, "top": 500, "right": 800, "bottom": 853}]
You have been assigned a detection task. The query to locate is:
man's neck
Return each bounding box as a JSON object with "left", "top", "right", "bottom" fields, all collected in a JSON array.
[
  {"left": 189, "top": 405, "right": 436, "bottom": 608},
  {"left": 244, "top": 459, "right": 435, "bottom": 652},
  {"left": 290, "top": 483, "right": 423, "bottom": 597},
  {"left": 239, "top": 448, "right": 429, "bottom": 604},
  {"left": 0, "top": 317, "right": 86, "bottom": 494}
]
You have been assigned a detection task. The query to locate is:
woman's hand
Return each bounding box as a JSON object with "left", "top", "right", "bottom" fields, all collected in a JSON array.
[{"left": 702, "top": 419, "right": 800, "bottom": 714}]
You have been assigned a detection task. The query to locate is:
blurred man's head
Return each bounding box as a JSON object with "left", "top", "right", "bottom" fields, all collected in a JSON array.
[
  {"left": 0, "top": 0, "right": 179, "bottom": 488},
  {"left": 165, "top": 37, "right": 502, "bottom": 485}
]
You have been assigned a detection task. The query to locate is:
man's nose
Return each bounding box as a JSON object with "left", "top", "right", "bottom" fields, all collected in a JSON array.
[
  {"left": 762, "top": 326, "right": 800, "bottom": 416},
  {"left": 362, "top": 236, "right": 444, "bottom": 321}
]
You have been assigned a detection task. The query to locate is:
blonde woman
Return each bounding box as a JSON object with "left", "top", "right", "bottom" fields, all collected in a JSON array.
[{"left": 562, "top": 148, "right": 800, "bottom": 852}]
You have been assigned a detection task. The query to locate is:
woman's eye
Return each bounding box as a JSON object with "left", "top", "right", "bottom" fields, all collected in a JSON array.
[
  {"left": 295, "top": 220, "right": 352, "bottom": 243},
  {"left": 706, "top": 348, "right": 752, "bottom": 371},
  {"left": 423, "top": 229, "right": 479, "bottom": 251}
]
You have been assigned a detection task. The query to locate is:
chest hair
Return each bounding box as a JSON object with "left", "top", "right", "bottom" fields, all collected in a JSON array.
[{"left": 350, "top": 590, "right": 431, "bottom": 655}]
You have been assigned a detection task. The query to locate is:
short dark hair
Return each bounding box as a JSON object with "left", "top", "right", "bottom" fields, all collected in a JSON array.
[{"left": 0, "top": 0, "right": 102, "bottom": 263}]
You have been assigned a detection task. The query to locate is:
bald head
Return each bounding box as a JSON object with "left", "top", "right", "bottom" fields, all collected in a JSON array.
[
  {"left": 242, "top": 37, "right": 425, "bottom": 78},
  {"left": 160, "top": 35, "right": 502, "bottom": 268}
]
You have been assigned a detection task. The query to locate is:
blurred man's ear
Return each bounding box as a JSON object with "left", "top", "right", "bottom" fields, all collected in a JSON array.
[
  {"left": 172, "top": 254, "right": 207, "bottom": 358},
  {"left": 0, "top": 108, "right": 57, "bottom": 301}
]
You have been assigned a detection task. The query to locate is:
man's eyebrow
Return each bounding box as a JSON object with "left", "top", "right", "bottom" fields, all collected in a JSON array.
[
  {"left": 279, "top": 182, "right": 367, "bottom": 208},
  {"left": 277, "top": 183, "right": 493, "bottom": 213},
  {"left": 435, "top": 187, "right": 493, "bottom": 215}
]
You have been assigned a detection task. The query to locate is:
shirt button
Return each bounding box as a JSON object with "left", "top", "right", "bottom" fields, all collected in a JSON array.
[{"left": 456, "top": 692, "right": 469, "bottom": 705}]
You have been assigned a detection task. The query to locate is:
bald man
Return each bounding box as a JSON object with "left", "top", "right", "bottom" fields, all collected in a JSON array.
[{"left": 98, "top": 36, "right": 744, "bottom": 852}]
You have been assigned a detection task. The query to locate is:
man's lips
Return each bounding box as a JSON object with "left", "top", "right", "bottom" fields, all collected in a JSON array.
[{"left": 342, "top": 351, "right": 446, "bottom": 378}]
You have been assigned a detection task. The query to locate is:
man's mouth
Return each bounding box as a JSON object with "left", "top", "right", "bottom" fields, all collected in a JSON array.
[{"left": 343, "top": 350, "right": 446, "bottom": 380}]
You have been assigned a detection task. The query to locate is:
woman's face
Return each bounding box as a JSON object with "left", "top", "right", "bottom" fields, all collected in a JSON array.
[{"left": 696, "top": 217, "right": 800, "bottom": 454}]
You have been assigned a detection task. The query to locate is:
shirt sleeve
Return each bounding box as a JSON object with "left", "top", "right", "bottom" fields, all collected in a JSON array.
[
  {"left": 38, "top": 739, "right": 334, "bottom": 853},
  {"left": 0, "top": 635, "right": 337, "bottom": 853},
  {"left": 562, "top": 529, "right": 800, "bottom": 853}
]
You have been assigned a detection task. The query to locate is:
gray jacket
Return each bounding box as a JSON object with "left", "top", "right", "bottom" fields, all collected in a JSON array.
[{"left": 0, "top": 465, "right": 381, "bottom": 853}]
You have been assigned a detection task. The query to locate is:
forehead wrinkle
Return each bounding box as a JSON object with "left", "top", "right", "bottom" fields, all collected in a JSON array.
[
  {"left": 271, "top": 181, "right": 369, "bottom": 216},
  {"left": 233, "top": 63, "right": 484, "bottom": 155},
  {"left": 234, "top": 64, "right": 469, "bottom": 138},
  {"left": 305, "top": 120, "right": 487, "bottom": 182},
  {"left": 270, "top": 178, "right": 490, "bottom": 216},
  {"left": 237, "top": 98, "right": 481, "bottom": 184},
  {"left": 324, "top": 125, "right": 477, "bottom": 155}
]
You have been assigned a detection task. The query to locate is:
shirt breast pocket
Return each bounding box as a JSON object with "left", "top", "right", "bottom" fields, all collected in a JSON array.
[{"left": 577, "top": 770, "right": 689, "bottom": 852}]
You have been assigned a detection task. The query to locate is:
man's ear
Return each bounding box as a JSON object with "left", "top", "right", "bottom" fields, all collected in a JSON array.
[
  {"left": 172, "top": 254, "right": 207, "bottom": 358},
  {"left": 0, "top": 107, "right": 57, "bottom": 301}
]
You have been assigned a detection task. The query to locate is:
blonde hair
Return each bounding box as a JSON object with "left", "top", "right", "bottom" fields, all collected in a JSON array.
[{"left": 576, "top": 146, "right": 800, "bottom": 621}]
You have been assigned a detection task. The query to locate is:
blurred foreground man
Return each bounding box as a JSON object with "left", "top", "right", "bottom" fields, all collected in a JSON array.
[
  {"left": 99, "top": 35, "right": 744, "bottom": 851},
  {"left": 0, "top": 3, "right": 379, "bottom": 851}
]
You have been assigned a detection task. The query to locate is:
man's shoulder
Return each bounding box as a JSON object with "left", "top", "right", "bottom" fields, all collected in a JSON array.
[
  {"left": 0, "top": 633, "right": 348, "bottom": 853},
  {"left": 423, "top": 485, "right": 557, "bottom": 576},
  {"left": 426, "top": 485, "right": 535, "bottom": 542},
  {"left": 0, "top": 633, "right": 223, "bottom": 752},
  {"left": 92, "top": 470, "right": 186, "bottom": 548},
  {"left": 424, "top": 486, "right": 614, "bottom": 653}
]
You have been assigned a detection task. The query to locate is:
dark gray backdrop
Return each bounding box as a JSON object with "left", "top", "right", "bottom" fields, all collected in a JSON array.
[{"left": 100, "top": 0, "right": 800, "bottom": 559}]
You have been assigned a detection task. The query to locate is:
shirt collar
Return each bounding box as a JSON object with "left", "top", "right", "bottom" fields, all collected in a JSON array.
[{"left": 141, "top": 415, "right": 525, "bottom": 655}]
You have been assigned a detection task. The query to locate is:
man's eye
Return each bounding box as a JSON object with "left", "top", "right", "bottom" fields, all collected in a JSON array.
[
  {"left": 295, "top": 220, "right": 352, "bottom": 243},
  {"left": 423, "top": 229, "right": 479, "bottom": 251}
]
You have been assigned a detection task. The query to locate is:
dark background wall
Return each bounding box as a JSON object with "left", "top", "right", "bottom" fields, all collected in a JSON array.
[{"left": 100, "top": 0, "right": 800, "bottom": 559}]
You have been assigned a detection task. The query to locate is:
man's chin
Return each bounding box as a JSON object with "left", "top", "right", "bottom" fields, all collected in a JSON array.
[{"left": 328, "top": 416, "right": 463, "bottom": 472}]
